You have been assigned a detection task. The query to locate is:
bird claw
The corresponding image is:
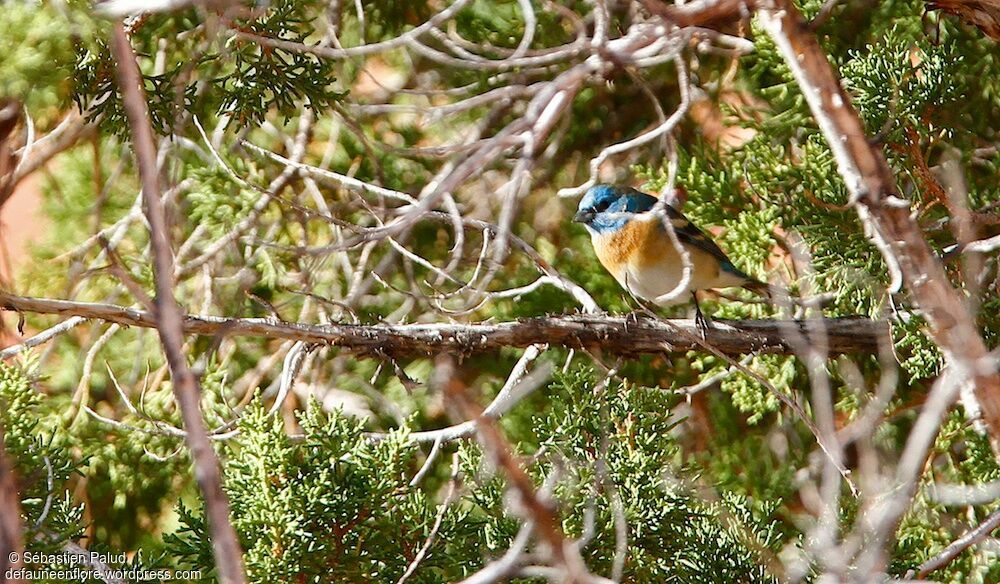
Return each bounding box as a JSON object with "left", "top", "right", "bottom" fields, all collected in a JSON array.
[
  {"left": 692, "top": 292, "right": 711, "bottom": 340},
  {"left": 695, "top": 308, "right": 710, "bottom": 340}
]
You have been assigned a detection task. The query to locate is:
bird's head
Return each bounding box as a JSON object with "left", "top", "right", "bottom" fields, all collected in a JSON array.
[{"left": 573, "top": 184, "right": 658, "bottom": 234}]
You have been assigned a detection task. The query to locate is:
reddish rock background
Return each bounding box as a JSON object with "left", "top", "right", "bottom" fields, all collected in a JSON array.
[
  {"left": 1, "top": 175, "right": 47, "bottom": 342},
  {"left": 1, "top": 175, "right": 46, "bottom": 283}
]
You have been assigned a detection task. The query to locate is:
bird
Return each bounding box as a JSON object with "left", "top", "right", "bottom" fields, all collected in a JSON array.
[{"left": 573, "top": 184, "right": 767, "bottom": 332}]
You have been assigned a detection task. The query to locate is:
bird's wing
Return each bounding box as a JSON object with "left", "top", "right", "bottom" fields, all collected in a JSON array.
[
  {"left": 661, "top": 206, "right": 725, "bottom": 259},
  {"left": 657, "top": 205, "right": 753, "bottom": 281},
  {"left": 624, "top": 187, "right": 756, "bottom": 282}
]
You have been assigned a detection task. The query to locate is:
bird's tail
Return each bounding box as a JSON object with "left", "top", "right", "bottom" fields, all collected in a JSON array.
[
  {"left": 741, "top": 278, "right": 773, "bottom": 298},
  {"left": 743, "top": 278, "right": 816, "bottom": 307}
]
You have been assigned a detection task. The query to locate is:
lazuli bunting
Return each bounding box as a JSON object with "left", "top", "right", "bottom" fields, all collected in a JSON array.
[{"left": 573, "top": 184, "right": 766, "bottom": 327}]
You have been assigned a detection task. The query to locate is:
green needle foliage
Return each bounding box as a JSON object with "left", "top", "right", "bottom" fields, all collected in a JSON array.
[
  {"left": 0, "top": 362, "right": 85, "bottom": 552},
  {"left": 163, "top": 373, "right": 782, "bottom": 582}
]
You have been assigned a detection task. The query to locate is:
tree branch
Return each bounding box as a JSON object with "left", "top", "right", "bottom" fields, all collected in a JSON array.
[
  {"left": 108, "top": 24, "right": 246, "bottom": 584},
  {"left": 439, "top": 356, "right": 601, "bottom": 583},
  {"left": 4, "top": 110, "right": 96, "bottom": 200},
  {"left": 0, "top": 316, "right": 86, "bottom": 361},
  {"left": 0, "top": 292, "right": 886, "bottom": 357},
  {"left": 758, "top": 0, "right": 1000, "bottom": 452},
  {"left": 642, "top": 0, "right": 756, "bottom": 29},
  {"left": 911, "top": 506, "right": 1000, "bottom": 578}
]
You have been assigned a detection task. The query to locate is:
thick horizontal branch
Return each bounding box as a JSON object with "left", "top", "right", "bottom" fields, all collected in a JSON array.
[{"left": 0, "top": 293, "right": 887, "bottom": 357}]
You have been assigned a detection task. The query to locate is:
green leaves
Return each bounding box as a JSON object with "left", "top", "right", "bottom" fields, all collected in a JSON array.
[
  {"left": 894, "top": 315, "right": 945, "bottom": 382},
  {"left": 0, "top": 362, "right": 85, "bottom": 549},
  {"left": 720, "top": 355, "right": 795, "bottom": 424},
  {"left": 188, "top": 163, "right": 261, "bottom": 238},
  {"left": 530, "top": 368, "right": 781, "bottom": 582},
  {"left": 169, "top": 401, "right": 484, "bottom": 582},
  {"left": 0, "top": 4, "right": 77, "bottom": 115},
  {"left": 7, "top": 0, "right": 1000, "bottom": 581},
  {"left": 160, "top": 370, "right": 786, "bottom": 581},
  {"left": 73, "top": 0, "right": 346, "bottom": 137},
  {"left": 841, "top": 26, "right": 961, "bottom": 141},
  {"left": 218, "top": 0, "right": 346, "bottom": 126}
]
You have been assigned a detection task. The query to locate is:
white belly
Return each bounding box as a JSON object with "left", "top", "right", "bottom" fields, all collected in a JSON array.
[{"left": 616, "top": 261, "right": 699, "bottom": 306}]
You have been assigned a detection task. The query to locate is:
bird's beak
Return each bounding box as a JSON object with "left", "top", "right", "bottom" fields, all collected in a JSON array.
[{"left": 573, "top": 210, "right": 595, "bottom": 224}]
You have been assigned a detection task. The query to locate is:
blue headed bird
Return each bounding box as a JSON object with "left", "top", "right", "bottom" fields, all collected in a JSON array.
[{"left": 573, "top": 184, "right": 767, "bottom": 328}]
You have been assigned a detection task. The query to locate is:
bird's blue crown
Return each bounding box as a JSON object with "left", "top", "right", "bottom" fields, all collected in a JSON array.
[{"left": 575, "top": 184, "right": 658, "bottom": 234}]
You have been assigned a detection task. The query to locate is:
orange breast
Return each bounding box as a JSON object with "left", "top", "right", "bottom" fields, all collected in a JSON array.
[
  {"left": 592, "top": 218, "right": 729, "bottom": 296},
  {"left": 592, "top": 220, "right": 658, "bottom": 278}
]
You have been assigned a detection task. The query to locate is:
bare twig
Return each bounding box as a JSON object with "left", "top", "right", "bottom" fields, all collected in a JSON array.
[
  {"left": 909, "top": 506, "right": 1000, "bottom": 578},
  {"left": 5, "top": 110, "right": 97, "bottom": 196},
  {"left": 558, "top": 58, "right": 691, "bottom": 198},
  {"left": 232, "top": 0, "right": 478, "bottom": 60},
  {"left": 458, "top": 522, "right": 535, "bottom": 584},
  {"left": 856, "top": 369, "right": 964, "bottom": 575},
  {"left": 0, "top": 316, "right": 86, "bottom": 360},
  {"left": 396, "top": 453, "right": 461, "bottom": 584},
  {"left": 642, "top": 0, "right": 756, "bottom": 29},
  {"left": 372, "top": 344, "right": 552, "bottom": 443},
  {"left": 439, "top": 355, "right": 592, "bottom": 582}
]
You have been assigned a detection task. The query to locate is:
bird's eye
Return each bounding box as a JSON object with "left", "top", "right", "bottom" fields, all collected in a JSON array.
[{"left": 595, "top": 200, "right": 611, "bottom": 212}]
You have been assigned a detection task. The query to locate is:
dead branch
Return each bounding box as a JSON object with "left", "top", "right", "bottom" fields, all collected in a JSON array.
[
  {"left": 439, "top": 355, "right": 601, "bottom": 583},
  {"left": 6, "top": 110, "right": 96, "bottom": 197},
  {"left": 0, "top": 292, "right": 887, "bottom": 357},
  {"left": 758, "top": 0, "right": 1000, "bottom": 453},
  {"left": 0, "top": 100, "right": 21, "bottom": 209},
  {"left": 910, "top": 506, "right": 1000, "bottom": 578},
  {"left": 370, "top": 345, "right": 551, "bottom": 443},
  {"left": 108, "top": 23, "right": 246, "bottom": 584},
  {"left": 642, "top": 0, "right": 756, "bottom": 29},
  {"left": 0, "top": 317, "right": 86, "bottom": 361}
]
